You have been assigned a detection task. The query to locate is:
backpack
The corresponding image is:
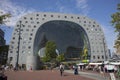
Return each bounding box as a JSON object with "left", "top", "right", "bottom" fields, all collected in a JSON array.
[{"left": 60, "top": 67, "right": 64, "bottom": 71}]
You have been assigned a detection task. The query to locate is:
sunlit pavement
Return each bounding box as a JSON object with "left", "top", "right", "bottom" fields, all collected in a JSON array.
[
  {"left": 5, "top": 70, "right": 95, "bottom": 80},
  {"left": 65, "top": 70, "right": 110, "bottom": 80}
]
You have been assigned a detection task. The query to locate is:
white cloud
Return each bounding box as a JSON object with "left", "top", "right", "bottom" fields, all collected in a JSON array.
[
  {"left": 0, "top": 0, "right": 36, "bottom": 27},
  {"left": 59, "top": 6, "right": 65, "bottom": 12},
  {"left": 56, "top": 1, "right": 71, "bottom": 13},
  {"left": 75, "top": 0, "right": 90, "bottom": 15},
  {"left": 55, "top": 0, "right": 89, "bottom": 15}
]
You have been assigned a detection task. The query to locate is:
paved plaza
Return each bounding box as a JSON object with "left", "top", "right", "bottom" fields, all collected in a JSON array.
[
  {"left": 4, "top": 69, "right": 120, "bottom": 80},
  {"left": 5, "top": 70, "right": 95, "bottom": 80}
]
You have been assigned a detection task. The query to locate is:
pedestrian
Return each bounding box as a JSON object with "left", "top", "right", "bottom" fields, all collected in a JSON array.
[
  {"left": 74, "top": 65, "right": 78, "bottom": 75},
  {"left": 59, "top": 63, "right": 64, "bottom": 76}
]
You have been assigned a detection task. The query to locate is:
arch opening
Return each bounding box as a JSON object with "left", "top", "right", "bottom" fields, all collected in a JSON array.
[{"left": 34, "top": 20, "right": 91, "bottom": 61}]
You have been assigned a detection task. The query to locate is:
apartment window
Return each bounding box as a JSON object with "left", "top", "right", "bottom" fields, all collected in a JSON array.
[
  {"left": 32, "top": 29, "right": 34, "bottom": 31},
  {"left": 29, "top": 37, "right": 32, "bottom": 40},
  {"left": 64, "top": 16, "right": 67, "bottom": 18},
  {"left": 102, "top": 55, "right": 104, "bottom": 59},
  {"left": 24, "top": 17, "right": 27, "bottom": 19},
  {"left": 30, "top": 33, "right": 33, "bottom": 36},
  {"left": 71, "top": 16, "right": 73, "bottom": 18},
  {"left": 98, "top": 56, "right": 100, "bottom": 59},
  {"left": 22, "top": 51, "right": 25, "bottom": 54},
  {"left": 51, "top": 15, "right": 53, "bottom": 17},
  {"left": 37, "top": 22, "right": 39, "bottom": 24},
  {"left": 16, "top": 51, "right": 18, "bottom": 53},
  {"left": 44, "top": 14, "right": 46, "bottom": 17},
  {"left": 10, "top": 46, "right": 14, "bottom": 49},
  {"left": 22, "top": 25, "right": 25, "bottom": 27},
  {"left": 28, "top": 46, "right": 31, "bottom": 49},
  {"left": 30, "top": 18, "right": 33, "bottom": 20},
  {"left": 10, "top": 57, "right": 13, "bottom": 61},
  {"left": 10, "top": 51, "right": 13, "bottom": 53},
  {"left": 17, "top": 25, "right": 19, "bottom": 27},
  {"left": 93, "top": 21, "right": 96, "bottom": 24},
  {"left": 13, "top": 37, "right": 15, "bottom": 40},
  {"left": 77, "top": 17, "right": 80, "bottom": 19},
  {"left": 11, "top": 41, "right": 14, "bottom": 44},
  {"left": 36, "top": 14, "right": 39, "bottom": 16},
  {"left": 93, "top": 56, "right": 95, "bottom": 59},
  {"left": 20, "top": 29, "right": 23, "bottom": 31},
  {"left": 58, "top": 15, "right": 60, "bottom": 18},
  {"left": 34, "top": 25, "right": 36, "bottom": 28},
  {"left": 36, "top": 18, "right": 39, "bottom": 20}
]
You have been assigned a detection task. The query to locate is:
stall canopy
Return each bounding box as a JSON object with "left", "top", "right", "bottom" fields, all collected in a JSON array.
[
  {"left": 110, "top": 62, "right": 120, "bottom": 65},
  {"left": 88, "top": 63, "right": 102, "bottom": 65},
  {"left": 77, "top": 63, "right": 86, "bottom": 65}
]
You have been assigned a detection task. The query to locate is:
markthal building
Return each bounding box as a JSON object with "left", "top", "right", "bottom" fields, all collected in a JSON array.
[{"left": 8, "top": 12, "right": 109, "bottom": 70}]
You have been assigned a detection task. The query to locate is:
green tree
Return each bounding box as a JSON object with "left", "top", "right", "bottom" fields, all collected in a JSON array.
[
  {"left": 111, "top": 4, "right": 120, "bottom": 32},
  {"left": 82, "top": 47, "right": 88, "bottom": 60},
  {"left": 42, "top": 56, "right": 51, "bottom": 62},
  {"left": 111, "top": 4, "right": 120, "bottom": 48},
  {"left": 56, "top": 54, "right": 65, "bottom": 62},
  {"left": 43, "top": 41, "right": 57, "bottom": 62},
  {"left": 0, "top": 13, "right": 11, "bottom": 25}
]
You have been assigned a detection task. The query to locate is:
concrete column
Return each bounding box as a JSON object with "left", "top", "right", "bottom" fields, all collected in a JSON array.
[{"left": 26, "top": 55, "right": 39, "bottom": 70}]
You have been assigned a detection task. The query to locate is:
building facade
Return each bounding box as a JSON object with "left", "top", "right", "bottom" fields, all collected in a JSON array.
[
  {"left": 0, "top": 45, "right": 9, "bottom": 65},
  {"left": 0, "top": 29, "right": 7, "bottom": 65},
  {"left": 0, "top": 29, "right": 5, "bottom": 45},
  {"left": 8, "top": 12, "right": 109, "bottom": 70}
]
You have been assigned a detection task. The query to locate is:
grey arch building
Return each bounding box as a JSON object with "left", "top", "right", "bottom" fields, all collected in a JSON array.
[{"left": 8, "top": 12, "right": 109, "bottom": 70}]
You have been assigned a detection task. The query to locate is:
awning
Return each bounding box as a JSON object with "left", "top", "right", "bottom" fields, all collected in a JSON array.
[
  {"left": 77, "top": 63, "right": 86, "bottom": 65},
  {"left": 88, "top": 63, "right": 102, "bottom": 65},
  {"left": 110, "top": 62, "right": 120, "bottom": 65}
]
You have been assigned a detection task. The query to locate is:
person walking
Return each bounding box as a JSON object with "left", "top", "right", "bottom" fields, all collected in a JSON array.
[
  {"left": 59, "top": 63, "right": 64, "bottom": 76},
  {"left": 73, "top": 65, "right": 78, "bottom": 75}
]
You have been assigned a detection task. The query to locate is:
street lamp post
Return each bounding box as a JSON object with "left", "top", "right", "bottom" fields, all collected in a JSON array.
[
  {"left": 15, "top": 21, "right": 22, "bottom": 70},
  {"left": 103, "top": 38, "right": 107, "bottom": 61}
]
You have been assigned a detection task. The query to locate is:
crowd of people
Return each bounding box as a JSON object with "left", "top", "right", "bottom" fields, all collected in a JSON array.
[
  {"left": 58, "top": 62, "right": 120, "bottom": 78},
  {"left": 0, "top": 65, "right": 8, "bottom": 80}
]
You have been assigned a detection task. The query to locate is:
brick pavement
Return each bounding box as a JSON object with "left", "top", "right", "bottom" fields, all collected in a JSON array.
[{"left": 5, "top": 70, "right": 95, "bottom": 80}]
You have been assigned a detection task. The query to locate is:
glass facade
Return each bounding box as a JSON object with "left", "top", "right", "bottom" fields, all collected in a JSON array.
[{"left": 34, "top": 20, "right": 90, "bottom": 59}]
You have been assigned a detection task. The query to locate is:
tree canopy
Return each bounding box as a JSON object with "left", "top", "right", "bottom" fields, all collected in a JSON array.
[
  {"left": 0, "top": 13, "right": 11, "bottom": 25},
  {"left": 43, "top": 41, "right": 57, "bottom": 62},
  {"left": 111, "top": 4, "right": 120, "bottom": 48},
  {"left": 111, "top": 4, "right": 120, "bottom": 32},
  {"left": 56, "top": 54, "right": 65, "bottom": 62}
]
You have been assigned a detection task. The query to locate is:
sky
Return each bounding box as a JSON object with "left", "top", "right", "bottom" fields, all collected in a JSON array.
[{"left": 0, "top": 0, "right": 119, "bottom": 53}]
